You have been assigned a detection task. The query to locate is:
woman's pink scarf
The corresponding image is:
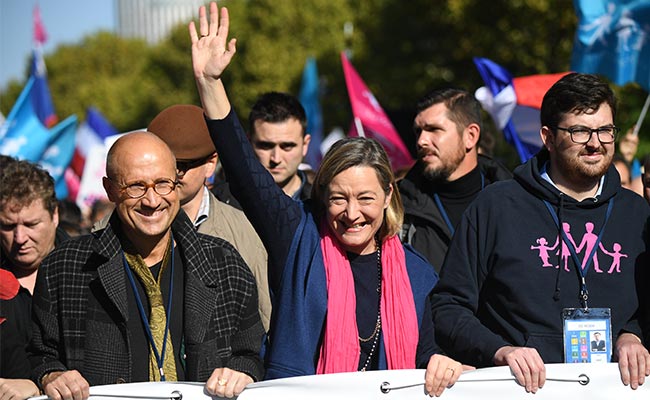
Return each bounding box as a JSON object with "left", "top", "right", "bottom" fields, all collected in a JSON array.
[{"left": 316, "top": 222, "right": 419, "bottom": 373}]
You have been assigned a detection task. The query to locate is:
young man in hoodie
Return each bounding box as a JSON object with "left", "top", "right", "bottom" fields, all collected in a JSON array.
[
  {"left": 431, "top": 73, "right": 650, "bottom": 393},
  {"left": 398, "top": 88, "right": 511, "bottom": 272}
]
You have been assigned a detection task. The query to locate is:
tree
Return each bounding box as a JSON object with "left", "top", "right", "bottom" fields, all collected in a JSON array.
[
  {"left": 346, "top": 0, "right": 578, "bottom": 161},
  {"left": 1, "top": 0, "right": 647, "bottom": 166},
  {"left": 222, "top": 0, "right": 353, "bottom": 132},
  {"left": 47, "top": 32, "right": 155, "bottom": 130}
]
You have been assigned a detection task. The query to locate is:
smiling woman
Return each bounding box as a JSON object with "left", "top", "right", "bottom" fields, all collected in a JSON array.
[
  {"left": 188, "top": 2, "right": 464, "bottom": 397},
  {"left": 312, "top": 139, "right": 399, "bottom": 255}
]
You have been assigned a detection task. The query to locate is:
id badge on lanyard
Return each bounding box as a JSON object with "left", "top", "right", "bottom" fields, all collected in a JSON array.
[{"left": 562, "top": 307, "right": 611, "bottom": 363}]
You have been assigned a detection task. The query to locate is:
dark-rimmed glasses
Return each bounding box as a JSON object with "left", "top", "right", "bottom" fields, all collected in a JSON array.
[
  {"left": 176, "top": 155, "right": 213, "bottom": 178},
  {"left": 553, "top": 125, "right": 619, "bottom": 144},
  {"left": 109, "top": 177, "right": 178, "bottom": 199}
]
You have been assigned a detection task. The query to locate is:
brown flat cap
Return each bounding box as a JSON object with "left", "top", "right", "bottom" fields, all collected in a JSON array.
[{"left": 147, "top": 104, "right": 216, "bottom": 160}]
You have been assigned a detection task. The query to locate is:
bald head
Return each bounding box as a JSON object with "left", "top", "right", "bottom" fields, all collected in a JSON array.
[
  {"left": 106, "top": 131, "right": 176, "bottom": 180},
  {"left": 103, "top": 131, "right": 181, "bottom": 250}
]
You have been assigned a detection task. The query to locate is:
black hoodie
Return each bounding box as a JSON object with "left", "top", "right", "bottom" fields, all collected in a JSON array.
[{"left": 431, "top": 150, "right": 650, "bottom": 367}]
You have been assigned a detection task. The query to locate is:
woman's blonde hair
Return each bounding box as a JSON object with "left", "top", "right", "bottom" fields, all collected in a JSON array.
[{"left": 311, "top": 137, "right": 403, "bottom": 240}]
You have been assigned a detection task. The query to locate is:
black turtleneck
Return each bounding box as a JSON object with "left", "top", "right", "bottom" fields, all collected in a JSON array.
[{"left": 427, "top": 166, "right": 483, "bottom": 229}]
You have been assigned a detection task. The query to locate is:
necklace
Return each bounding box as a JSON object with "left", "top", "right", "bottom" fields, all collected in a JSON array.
[{"left": 359, "top": 237, "right": 382, "bottom": 371}]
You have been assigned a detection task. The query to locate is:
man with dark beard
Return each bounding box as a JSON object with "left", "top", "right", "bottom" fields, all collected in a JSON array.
[
  {"left": 431, "top": 73, "right": 650, "bottom": 394},
  {"left": 398, "top": 88, "right": 511, "bottom": 271}
]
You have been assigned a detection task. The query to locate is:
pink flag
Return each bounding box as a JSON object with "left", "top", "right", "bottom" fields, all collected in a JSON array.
[
  {"left": 33, "top": 6, "right": 48, "bottom": 45},
  {"left": 340, "top": 52, "right": 413, "bottom": 171}
]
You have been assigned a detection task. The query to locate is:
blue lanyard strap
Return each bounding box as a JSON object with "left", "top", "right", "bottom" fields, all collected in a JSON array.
[
  {"left": 433, "top": 172, "right": 485, "bottom": 236},
  {"left": 122, "top": 244, "right": 175, "bottom": 381},
  {"left": 542, "top": 197, "right": 614, "bottom": 308},
  {"left": 433, "top": 193, "right": 455, "bottom": 236}
]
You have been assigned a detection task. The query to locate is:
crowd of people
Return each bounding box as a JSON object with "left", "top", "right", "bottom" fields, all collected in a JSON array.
[{"left": 2, "top": 2, "right": 650, "bottom": 399}]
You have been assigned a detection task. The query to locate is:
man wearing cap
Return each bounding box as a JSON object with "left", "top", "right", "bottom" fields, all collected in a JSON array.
[{"left": 148, "top": 104, "right": 271, "bottom": 332}]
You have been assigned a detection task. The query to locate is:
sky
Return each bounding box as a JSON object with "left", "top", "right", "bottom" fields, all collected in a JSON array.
[{"left": 0, "top": 0, "right": 115, "bottom": 91}]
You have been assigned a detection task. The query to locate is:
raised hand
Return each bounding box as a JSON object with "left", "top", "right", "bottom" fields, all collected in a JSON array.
[{"left": 188, "top": 2, "right": 236, "bottom": 84}]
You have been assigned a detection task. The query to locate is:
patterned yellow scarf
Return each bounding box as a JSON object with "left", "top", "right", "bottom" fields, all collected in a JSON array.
[{"left": 124, "top": 237, "right": 177, "bottom": 381}]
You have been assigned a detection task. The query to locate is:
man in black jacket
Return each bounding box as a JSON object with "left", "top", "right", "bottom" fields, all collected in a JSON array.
[
  {"left": 30, "top": 132, "right": 263, "bottom": 400},
  {"left": 0, "top": 156, "right": 68, "bottom": 399},
  {"left": 398, "top": 88, "right": 511, "bottom": 271}
]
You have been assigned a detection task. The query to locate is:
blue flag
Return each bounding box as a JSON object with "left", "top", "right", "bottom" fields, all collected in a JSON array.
[
  {"left": 40, "top": 115, "right": 78, "bottom": 199},
  {"left": 571, "top": 0, "right": 650, "bottom": 91},
  {"left": 298, "top": 57, "right": 324, "bottom": 169},
  {"left": 30, "top": 48, "right": 58, "bottom": 127},
  {"left": 0, "top": 77, "right": 52, "bottom": 162},
  {"left": 86, "top": 107, "right": 119, "bottom": 139}
]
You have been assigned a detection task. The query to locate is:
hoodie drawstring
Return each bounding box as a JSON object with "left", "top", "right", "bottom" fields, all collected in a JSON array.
[{"left": 552, "top": 194, "right": 565, "bottom": 301}]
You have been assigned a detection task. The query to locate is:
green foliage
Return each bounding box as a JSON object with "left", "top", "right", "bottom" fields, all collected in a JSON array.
[
  {"left": 46, "top": 32, "right": 154, "bottom": 129},
  {"left": 222, "top": 0, "right": 353, "bottom": 129},
  {"left": 0, "top": 81, "right": 25, "bottom": 113},
  {"left": 1, "top": 0, "right": 649, "bottom": 165}
]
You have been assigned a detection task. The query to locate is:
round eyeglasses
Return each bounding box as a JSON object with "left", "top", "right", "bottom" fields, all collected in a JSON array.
[
  {"left": 553, "top": 125, "right": 619, "bottom": 144},
  {"left": 109, "top": 178, "right": 178, "bottom": 199}
]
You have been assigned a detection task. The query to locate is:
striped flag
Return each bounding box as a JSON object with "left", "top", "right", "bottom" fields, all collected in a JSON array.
[
  {"left": 31, "top": 5, "right": 58, "bottom": 128},
  {"left": 474, "top": 57, "right": 567, "bottom": 162}
]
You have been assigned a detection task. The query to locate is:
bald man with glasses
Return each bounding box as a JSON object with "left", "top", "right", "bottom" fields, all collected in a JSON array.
[{"left": 29, "top": 131, "right": 264, "bottom": 400}]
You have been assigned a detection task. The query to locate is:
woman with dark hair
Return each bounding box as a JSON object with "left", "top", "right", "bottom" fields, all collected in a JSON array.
[{"left": 189, "top": 3, "right": 465, "bottom": 397}]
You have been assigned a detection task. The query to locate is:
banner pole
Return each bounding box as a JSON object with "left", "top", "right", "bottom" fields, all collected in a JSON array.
[
  {"left": 354, "top": 116, "right": 366, "bottom": 138},
  {"left": 632, "top": 92, "right": 650, "bottom": 137}
]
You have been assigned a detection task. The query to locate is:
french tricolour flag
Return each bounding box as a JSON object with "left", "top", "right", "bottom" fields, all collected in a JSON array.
[
  {"left": 473, "top": 57, "right": 568, "bottom": 162},
  {"left": 31, "top": 5, "right": 58, "bottom": 129}
]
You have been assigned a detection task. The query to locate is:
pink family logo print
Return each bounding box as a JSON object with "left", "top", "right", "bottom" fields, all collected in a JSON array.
[{"left": 530, "top": 222, "right": 626, "bottom": 274}]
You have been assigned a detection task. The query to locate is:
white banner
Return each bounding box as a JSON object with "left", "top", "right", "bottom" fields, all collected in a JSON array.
[{"left": 29, "top": 363, "right": 650, "bottom": 400}]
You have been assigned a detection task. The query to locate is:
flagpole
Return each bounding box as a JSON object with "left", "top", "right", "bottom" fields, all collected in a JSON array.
[
  {"left": 632, "top": 93, "right": 650, "bottom": 137},
  {"left": 354, "top": 116, "right": 366, "bottom": 138}
]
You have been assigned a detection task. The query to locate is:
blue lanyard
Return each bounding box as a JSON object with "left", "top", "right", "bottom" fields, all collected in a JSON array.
[
  {"left": 542, "top": 198, "right": 614, "bottom": 309},
  {"left": 122, "top": 245, "right": 175, "bottom": 381},
  {"left": 433, "top": 172, "right": 485, "bottom": 236}
]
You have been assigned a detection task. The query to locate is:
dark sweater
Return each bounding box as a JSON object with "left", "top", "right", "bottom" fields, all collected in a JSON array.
[
  {"left": 431, "top": 150, "right": 650, "bottom": 367},
  {"left": 399, "top": 155, "right": 512, "bottom": 271}
]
